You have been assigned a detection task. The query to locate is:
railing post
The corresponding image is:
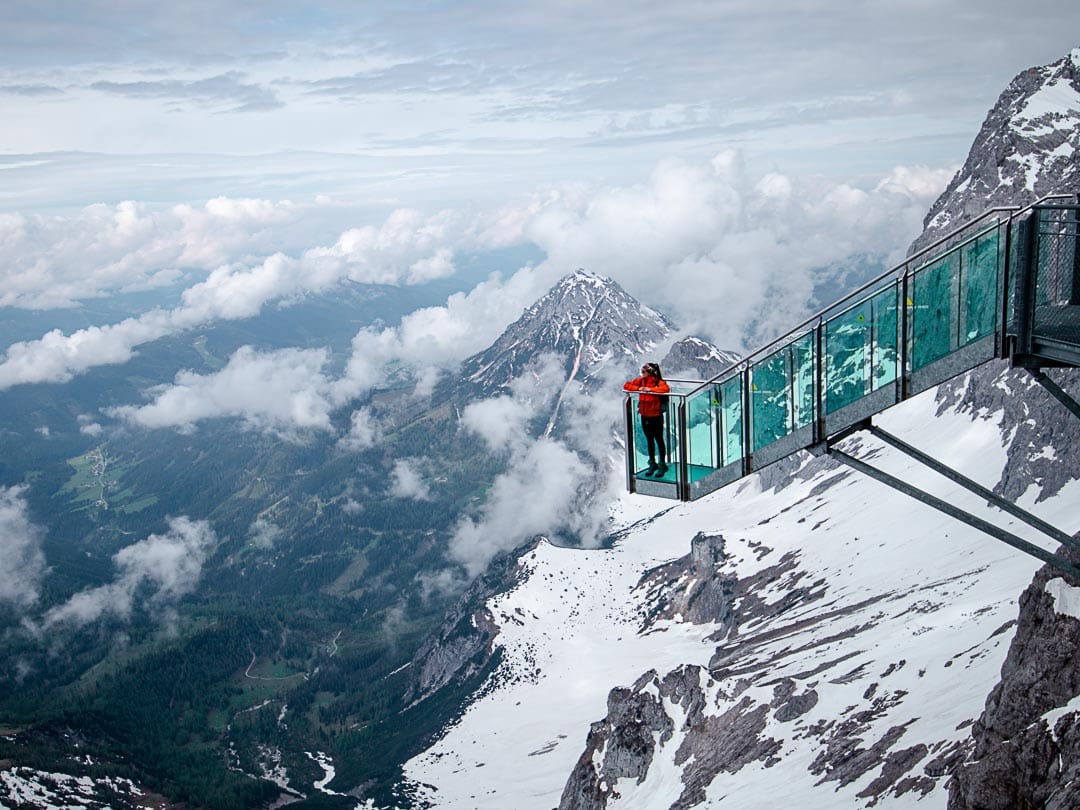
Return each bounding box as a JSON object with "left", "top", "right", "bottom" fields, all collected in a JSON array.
[
  {"left": 1070, "top": 205, "right": 1080, "bottom": 305},
  {"left": 900, "top": 271, "right": 911, "bottom": 399},
  {"left": 677, "top": 397, "right": 690, "bottom": 501},
  {"left": 624, "top": 396, "right": 636, "bottom": 494},
  {"left": 1011, "top": 211, "right": 1038, "bottom": 363},
  {"left": 998, "top": 217, "right": 1014, "bottom": 360},
  {"left": 814, "top": 318, "right": 825, "bottom": 446},
  {"left": 741, "top": 366, "right": 753, "bottom": 475}
]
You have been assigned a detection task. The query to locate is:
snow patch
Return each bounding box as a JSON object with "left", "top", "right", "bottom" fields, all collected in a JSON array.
[
  {"left": 1045, "top": 577, "right": 1080, "bottom": 619},
  {"left": 1041, "top": 693, "right": 1080, "bottom": 742}
]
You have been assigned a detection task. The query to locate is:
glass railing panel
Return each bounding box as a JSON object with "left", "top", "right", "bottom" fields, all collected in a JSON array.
[
  {"left": 750, "top": 346, "right": 791, "bottom": 449},
  {"left": 870, "top": 285, "right": 899, "bottom": 391},
  {"left": 630, "top": 401, "right": 643, "bottom": 475},
  {"left": 628, "top": 396, "right": 652, "bottom": 474},
  {"left": 750, "top": 331, "right": 815, "bottom": 450},
  {"left": 719, "top": 376, "right": 744, "bottom": 467},
  {"left": 792, "top": 332, "right": 815, "bottom": 429},
  {"left": 910, "top": 252, "right": 958, "bottom": 370},
  {"left": 825, "top": 302, "right": 871, "bottom": 413},
  {"left": 686, "top": 386, "right": 718, "bottom": 470},
  {"left": 1033, "top": 207, "right": 1080, "bottom": 345},
  {"left": 662, "top": 397, "right": 682, "bottom": 480},
  {"left": 961, "top": 227, "right": 1001, "bottom": 345}
]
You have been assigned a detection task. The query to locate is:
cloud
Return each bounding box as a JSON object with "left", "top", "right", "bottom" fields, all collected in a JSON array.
[
  {"left": 332, "top": 267, "right": 543, "bottom": 403},
  {"left": 248, "top": 518, "right": 282, "bottom": 550},
  {"left": 0, "top": 198, "right": 299, "bottom": 310},
  {"left": 43, "top": 516, "right": 215, "bottom": 628},
  {"left": 1, "top": 153, "right": 949, "bottom": 403},
  {"left": 0, "top": 204, "right": 481, "bottom": 391},
  {"left": 460, "top": 353, "right": 564, "bottom": 451},
  {"left": 0, "top": 83, "right": 64, "bottom": 97},
  {"left": 517, "top": 151, "right": 953, "bottom": 349},
  {"left": 447, "top": 439, "right": 595, "bottom": 578},
  {"left": 0, "top": 485, "right": 47, "bottom": 609},
  {"left": 447, "top": 354, "right": 635, "bottom": 579},
  {"left": 107, "top": 345, "right": 335, "bottom": 439},
  {"left": 90, "top": 72, "right": 282, "bottom": 112},
  {"left": 78, "top": 414, "right": 104, "bottom": 437},
  {"left": 390, "top": 458, "right": 432, "bottom": 501},
  {"left": 338, "top": 407, "right": 379, "bottom": 451}
]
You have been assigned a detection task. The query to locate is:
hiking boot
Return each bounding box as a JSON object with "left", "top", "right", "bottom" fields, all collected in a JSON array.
[
  {"left": 656, "top": 462, "right": 668, "bottom": 476},
  {"left": 645, "top": 461, "right": 658, "bottom": 476}
]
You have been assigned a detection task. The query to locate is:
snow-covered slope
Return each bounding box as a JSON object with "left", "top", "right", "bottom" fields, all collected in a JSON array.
[{"left": 403, "top": 370, "right": 1078, "bottom": 808}]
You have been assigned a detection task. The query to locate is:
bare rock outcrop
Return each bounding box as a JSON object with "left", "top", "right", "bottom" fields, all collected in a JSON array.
[{"left": 948, "top": 543, "right": 1080, "bottom": 809}]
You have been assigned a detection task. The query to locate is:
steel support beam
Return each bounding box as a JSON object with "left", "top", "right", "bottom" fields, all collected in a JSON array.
[
  {"left": 868, "top": 425, "right": 1080, "bottom": 554},
  {"left": 1029, "top": 369, "right": 1080, "bottom": 421},
  {"left": 828, "top": 447, "right": 1080, "bottom": 580}
]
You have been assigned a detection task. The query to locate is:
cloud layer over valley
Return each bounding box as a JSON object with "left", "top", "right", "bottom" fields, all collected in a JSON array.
[{"left": 1, "top": 153, "right": 950, "bottom": 411}]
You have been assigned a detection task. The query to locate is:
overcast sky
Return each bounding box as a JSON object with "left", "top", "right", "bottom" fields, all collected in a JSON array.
[
  {"left": 1, "top": 3, "right": 1078, "bottom": 406},
  {"left": 3, "top": 1, "right": 1079, "bottom": 211}
]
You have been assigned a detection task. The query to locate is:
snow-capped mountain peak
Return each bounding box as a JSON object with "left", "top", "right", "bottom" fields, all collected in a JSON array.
[
  {"left": 459, "top": 269, "right": 674, "bottom": 394},
  {"left": 912, "top": 48, "right": 1080, "bottom": 252}
]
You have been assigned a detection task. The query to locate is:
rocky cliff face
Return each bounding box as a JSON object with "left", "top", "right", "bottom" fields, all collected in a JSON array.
[
  {"left": 911, "top": 48, "right": 1080, "bottom": 255},
  {"left": 947, "top": 542, "right": 1080, "bottom": 810}
]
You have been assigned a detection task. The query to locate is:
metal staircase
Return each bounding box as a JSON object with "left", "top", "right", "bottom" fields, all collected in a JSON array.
[{"left": 624, "top": 195, "right": 1080, "bottom": 576}]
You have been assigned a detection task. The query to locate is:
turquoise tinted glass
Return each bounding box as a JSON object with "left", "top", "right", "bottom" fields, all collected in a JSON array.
[
  {"left": 719, "top": 376, "right": 743, "bottom": 466},
  {"left": 792, "top": 332, "right": 815, "bottom": 428},
  {"left": 870, "top": 286, "right": 899, "bottom": 390},
  {"left": 751, "top": 348, "right": 790, "bottom": 449},
  {"left": 825, "top": 303, "right": 871, "bottom": 413},
  {"left": 962, "top": 230, "right": 1000, "bottom": 343},
  {"left": 750, "top": 332, "right": 815, "bottom": 449},
  {"left": 686, "top": 387, "right": 717, "bottom": 469},
  {"left": 911, "top": 253, "right": 957, "bottom": 370},
  {"left": 631, "top": 398, "right": 650, "bottom": 472}
]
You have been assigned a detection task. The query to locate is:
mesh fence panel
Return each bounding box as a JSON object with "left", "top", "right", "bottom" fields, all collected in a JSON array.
[{"left": 1033, "top": 207, "right": 1080, "bottom": 343}]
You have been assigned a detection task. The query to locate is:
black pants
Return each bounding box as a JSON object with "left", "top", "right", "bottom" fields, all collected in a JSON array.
[{"left": 641, "top": 415, "right": 666, "bottom": 464}]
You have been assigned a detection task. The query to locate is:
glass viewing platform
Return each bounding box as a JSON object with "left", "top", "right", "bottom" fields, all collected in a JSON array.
[{"left": 626, "top": 197, "right": 1080, "bottom": 502}]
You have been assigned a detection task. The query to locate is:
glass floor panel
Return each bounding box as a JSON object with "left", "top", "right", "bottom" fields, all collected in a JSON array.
[{"left": 633, "top": 464, "right": 720, "bottom": 484}]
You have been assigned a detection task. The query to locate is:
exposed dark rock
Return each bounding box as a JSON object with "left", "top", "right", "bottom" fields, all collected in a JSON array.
[
  {"left": 557, "top": 669, "right": 675, "bottom": 810},
  {"left": 771, "top": 678, "right": 819, "bottom": 723},
  {"left": 948, "top": 543, "right": 1080, "bottom": 810},
  {"left": 809, "top": 709, "right": 915, "bottom": 788},
  {"left": 670, "top": 695, "right": 782, "bottom": 810},
  {"left": 404, "top": 540, "right": 534, "bottom": 705},
  {"left": 636, "top": 532, "right": 738, "bottom": 630},
  {"left": 856, "top": 744, "right": 929, "bottom": 800}
]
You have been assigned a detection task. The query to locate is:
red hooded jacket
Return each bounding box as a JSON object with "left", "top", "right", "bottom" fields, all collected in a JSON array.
[{"left": 623, "top": 374, "right": 670, "bottom": 418}]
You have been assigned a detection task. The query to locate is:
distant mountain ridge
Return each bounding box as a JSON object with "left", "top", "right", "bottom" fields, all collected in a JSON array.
[{"left": 662, "top": 336, "right": 741, "bottom": 381}]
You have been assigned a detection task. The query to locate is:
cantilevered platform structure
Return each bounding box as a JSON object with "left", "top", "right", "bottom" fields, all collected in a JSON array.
[{"left": 624, "top": 196, "right": 1080, "bottom": 576}]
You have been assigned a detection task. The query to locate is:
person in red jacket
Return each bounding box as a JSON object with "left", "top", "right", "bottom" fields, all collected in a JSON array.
[{"left": 623, "top": 362, "right": 671, "bottom": 476}]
